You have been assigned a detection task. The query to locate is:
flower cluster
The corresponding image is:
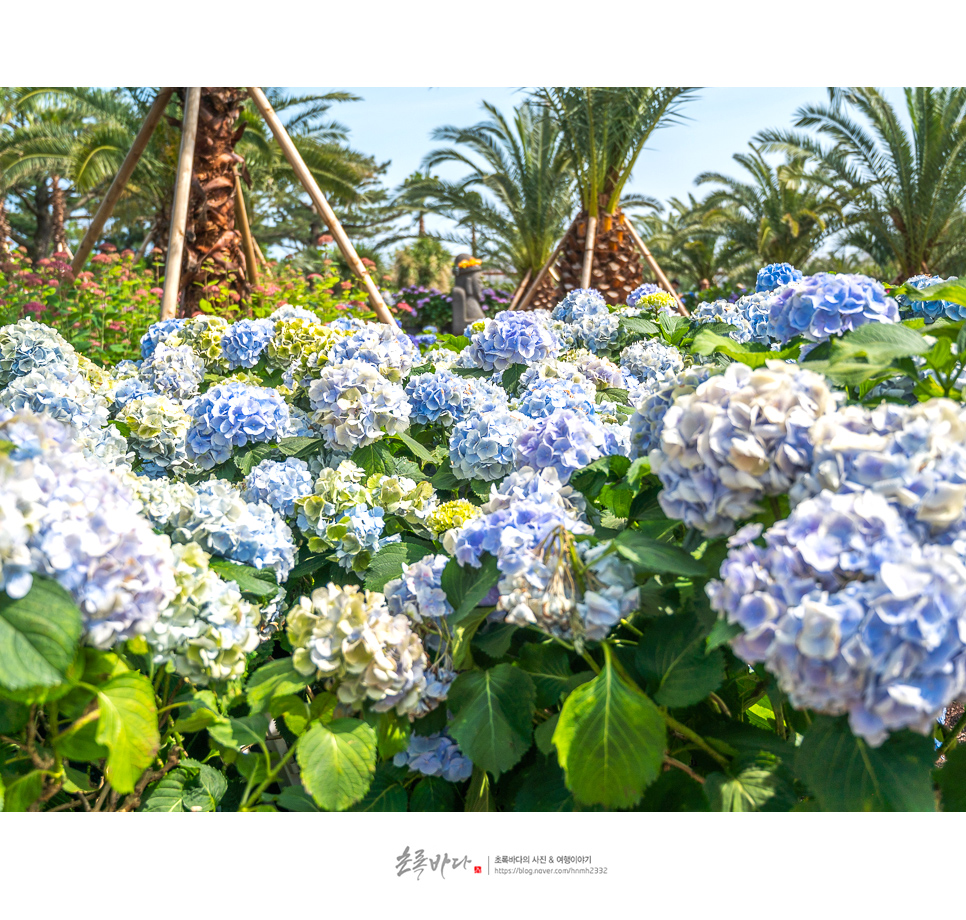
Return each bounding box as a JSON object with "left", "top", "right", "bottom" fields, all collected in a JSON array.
[
  {"left": 626, "top": 283, "right": 662, "bottom": 308},
  {"left": 635, "top": 291, "right": 678, "bottom": 315},
  {"left": 221, "top": 318, "right": 275, "bottom": 369},
  {"left": 139, "top": 318, "right": 187, "bottom": 360},
  {"left": 620, "top": 340, "right": 685, "bottom": 385},
  {"left": 0, "top": 408, "right": 176, "bottom": 648},
  {"left": 516, "top": 377, "right": 599, "bottom": 420},
  {"left": 767, "top": 273, "right": 900, "bottom": 343},
  {"left": 449, "top": 404, "right": 526, "bottom": 481},
  {"left": 406, "top": 369, "right": 506, "bottom": 427},
  {"left": 327, "top": 323, "right": 417, "bottom": 382},
  {"left": 147, "top": 541, "right": 261, "bottom": 685},
  {"left": 515, "top": 408, "right": 611, "bottom": 483},
  {"left": 756, "top": 262, "right": 803, "bottom": 293},
  {"left": 465, "top": 312, "right": 561, "bottom": 371},
  {"left": 287, "top": 584, "right": 429, "bottom": 717},
  {"left": 384, "top": 554, "right": 452, "bottom": 624},
  {"left": 307, "top": 358, "right": 411, "bottom": 451},
  {"left": 896, "top": 274, "right": 965, "bottom": 322},
  {"left": 140, "top": 343, "right": 206, "bottom": 400},
  {"left": 572, "top": 311, "right": 622, "bottom": 354},
  {"left": 122, "top": 394, "right": 194, "bottom": 476},
  {"left": 551, "top": 289, "right": 608, "bottom": 324},
  {"left": 0, "top": 319, "right": 79, "bottom": 387},
  {"left": 185, "top": 381, "right": 290, "bottom": 468},
  {"left": 1, "top": 367, "right": 110, "bottom": 433},
  {"left": 708, "top": 491, "right": 966, "bottom": 746},
  {"left": 242, "top": 457, "right": 315, "bottom": 517},
  {"left": 629, "top": 366, "right": 714, "bottom": 458},
  {"left": 651, "top": 361, "right": 837, "bottom": 536},
  {"left": 393, "top": 732, "right": 473, "bottom": 783}
]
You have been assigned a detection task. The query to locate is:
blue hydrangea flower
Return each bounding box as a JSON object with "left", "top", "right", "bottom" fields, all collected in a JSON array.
[
  {"left": 271, "top": 304, "right": 319, "bottom": 323},
  {"left": 111, "top": 376, "right": 156, "bottom": 414},
  {"left": 551, "top": 288, "right": 608, "bottom": 323},
  {"left": 449, "top": 405, "right": 526, "bottom": 481},
  {"left": 627, "top": 283, "right": 662, "bottom": 308},
  {"left": 393, "top": 732, "right": 473, "bottom": 783},
  {"left": 465, "top": 313, "right": 561, "bottom": 371},
  {"left": 651, "top": 361, "right": 838, "bottom": 536},
  {"left": 516, "top": 377, "right": 599, "bottom": 420},
  {"left": 514, "top": 409, "right": 609, "bottom": 484},
  {"left": 384, "top": 554, "right": 452, "bottom": 624},
  {"left": 242, "top": 457, "right": 315, "bottom": 517},
  {"left": 734, "top": 292, "right": 775, "bottom": 344},
  {"left": 756, "top": 262, "right": 803, "bottom": 293},
  {"left": 0, "top": 319, "right": 79, "bottom": 386},
  {"left": 768, "top": 273, "right": 900, "bottom": 343},
  {"left": 140, "top": 343, "right": 206, "bottom": 400},
  {"left": 221, "top": 319, "right": 275, "bottom": 369},
  {"left": 307, "top": 359, "right": 411, "bottom": 451},
  {"left": 140, "top": 319, "right": 187, "bottom": 360},
  {"left": 1, "top": 367, "right": 110, "bottom": 433},
  {"left": 619, "top": 340, "right": 685, "bottom": 385},
  {"left": 327, "top": 322, "right": 417, "bottom": 381},
  {"left": 708, "top": 490, "right": 966, "bottom": 746},
  {"left": 692, "top": 298, "right": 755, "bottom": 343},
  {"left": 326, "top": 504, "right": 399, "bottom": 572},
  {"left": 324, "top": 315, "right": 368, "bottom": 333},
  {"left": 628, "top": 366, "right": 713, "bottom": 458},
  {"left": 572, "top": 311, "right": 622, "bottom": 354},
  {"left": 405, "top": 369, "right": 507, "bottom": 427},
  {"left": 185, "top": 381, "right": 291, "bottom": 468},
  {"left": 896, "top": 274, "right": 965, "bottom": 322}
]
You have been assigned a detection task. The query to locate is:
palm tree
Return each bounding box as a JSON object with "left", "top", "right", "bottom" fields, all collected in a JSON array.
[
  {"left": 696, "top": 145, "right": 843, "bottom": 272},
  {"left": 406, "top": 101, "right": 574, "bottom": 306},
  {"left": 641, "top": 193, "right": 749, "bottom": 290},
  {"left": 757, "top": 87, "right": 966, "bottom": 280},
  {"left": 530, "top": 86, "right": 696, "bottom": 304}
]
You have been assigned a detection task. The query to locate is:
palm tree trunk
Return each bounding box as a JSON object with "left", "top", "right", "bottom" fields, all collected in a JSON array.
[
  {"left": 33, "top": 179, "right": 53, "bottom": 261},
  {"left": 557, "top": 206, "right": 643, "bottom": 306},
  {"left": 0, "top": 197, "right": 10, "bottom": 255},
  {"left": 180, "top": 87, "right": 251, "bottom": 315}
]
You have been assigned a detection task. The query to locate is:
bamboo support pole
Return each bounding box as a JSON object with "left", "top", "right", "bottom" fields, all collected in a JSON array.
[
  {"left": 234, "top": 173, "right": 259, "bottom": 286},
  {"left": 624, "top": 216, "right": 688, "bottom": 316},
  {"left": 159, "top": 87, "right": 201, "bottom": 320},
  {"left": 247, "top": 86, "right": 396, "bottom": 327},
  {"left": 508, "top": 269, "right": 531, "bottom": 311},
  {"left": 580, "top": 214, "right": 597, "bottom": 289},
  {"left": 72, "top": 88, "right": 174, "bottom": 277},
  {"left": 516, "top": 217, "right": 576, "bottom": 312}
]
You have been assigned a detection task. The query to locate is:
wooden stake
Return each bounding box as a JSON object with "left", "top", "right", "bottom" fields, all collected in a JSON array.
[
  {"left": 72, "top": 88, "right": 174, "bottom": 277},
  {"left": 247, "top": 86, "right": 396, "bottom": 327},
  {"left": 234, "top": 173, "right": 259, "bottom": 286},
  {"left": 516, "top": 217, "right": 577, "bottom": 312},
  {"left": 159, "top": 88, "right": 200, "bottom": 320},
  {"left": 580, "top": 214, "right": 597, "bottom": 289},
  {"left": 624, "top": 216, "right": 689, "bottom": 317},
  {"left": 508, "top": 269, "right": 531, "bottom": 311}
]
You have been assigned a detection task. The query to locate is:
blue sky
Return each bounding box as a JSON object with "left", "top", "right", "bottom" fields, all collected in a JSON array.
[{"left": 289, "top": 86, "right": 909, "bottom": 248}]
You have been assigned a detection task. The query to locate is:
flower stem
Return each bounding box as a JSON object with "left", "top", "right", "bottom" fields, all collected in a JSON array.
[
  {"left": 664, "top": 713, "right": 729, "bottom": 767},
  {"left": 938, "top": 710, "right": 966, "bottom": 758}
]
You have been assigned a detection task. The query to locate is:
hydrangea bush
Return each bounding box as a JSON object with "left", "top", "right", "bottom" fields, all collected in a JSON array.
[{"left": 5, "top": 266, "right": 966, "bottom": 814}]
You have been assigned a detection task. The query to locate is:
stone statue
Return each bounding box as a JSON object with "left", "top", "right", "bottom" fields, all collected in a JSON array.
[{"left": 450, "top": 253, "right": 486, "bottom": 335}]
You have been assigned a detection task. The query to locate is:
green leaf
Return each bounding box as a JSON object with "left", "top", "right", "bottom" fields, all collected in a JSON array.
[
  {"left": 391, "top": 430, "right": 432, "bottom": 462},
  {"left": 172, "top": 690, "right": 220, "bottom": 733},
  {"left": 472, "top": 623, "right": 517, "bottom": 660},
  {"left": 246, "top": 659, "right": 306, "bottom": 713},
  {"left": 691, "top": 328, "right": 800, "bottom": 368},
  {"left": 465, "top": 766, "right": 497, "bottom": 811},
  {"left": 53, "top": 717, "right": 109, "bottom": 762},
  {"left": 636, "top": 614, "right": 725, "bottom": 708},
  {"left": 288, "top": 552, "right": 329, "bottom": 581},
  {"left": 619, "top": 316, "right": 659, "bottom": 339},
  {"left": 518, "top": 643, "right": 582, "bottom": 708},
  {"left": 892, "top": 277, "right": 966, "bottom": 308},
  {"left": 276, "top": 787, "right": 322, "bottom": 812},
  {"left": 451, "top": 366, "right": 490, "bottom": 379},
  {"left": 430, "top": 459, "right": 461, "bottom": 492},
  {"left": 2, "top": 770, "right": 44, "bottom": 812},
  {"left": 613, "top": 530, "right": 706, "bottom": 576},
  {"left": 271, "top": 695, "right": 311, "bottom": 736},
  {"left": 704, "top": 755, "right": 796, "bottom": 812},
  {"left": 0, "top": 699, "right": 30, "bottom": 733},
  {"left": 297, "top": 718, "right": 377, "bottom": 811},
  {"left": 278, "top": 436, "right": 325, "bottom": 459},
  {"left": 0, "top": 576, "right": 83, "bottom": 691},
  {"left": 795, "top": 716, "right": 936, "bottom": 811},
  {"left": 937, "top": 745, "right": 966, "bottom": 811},
  {"left": 142, "top": 767, "right": 192, "bottom": 812},
  {"left": 364, "top": 542, "right": 434, "bottom": 592},
  {"left": 410, "top": 776, "right": 458, "bottom": 811},
  {"left": 208, "top": 714, "right": 270, "bottom": 752},
  {"left": 448, "top": 664, "right": 536, "bottom": 776},
  {"left": 441, "top": 554, "right": 500, "bottom": 625},
  {"left": 553, "top": 647, "right": 666, "bottom": 809},
  {"left": 637, "top": 769, "right": 708, "bottom": 812},
  {"left": 374, "top": 710, "right": 411, "bottom": 760},
  {"left": 514, "top": 758, "right": 575, "bottom": 812},
  {"left": 208, "top": 559, "right": 278, "bottom": 598},
  {"left": 500, "top": 363, "right": 527, "bottom": 395},
  {"left": 351, "top": 440, "right": 397, "bottom": 476},
  {"left": 534, "top": 714, "right": 558, "bottom": 755},
  {"left": 349, "top": 764, "right": 408, "bottom": 812},
  {"left": 95, "top": 671, "right": 160, "bottom": 794},
  {"left": 62, "top": 766, "right": 95, "bottom": 794},
  {"left": 234, "top": 441, "right": 278, "bottom": 476}
]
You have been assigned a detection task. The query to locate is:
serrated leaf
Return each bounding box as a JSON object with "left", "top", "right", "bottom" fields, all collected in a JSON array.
[
  {"left": 349, "top": 763, "right": 408, "bottom": 812},
  {"left": 518, "top": 643, "right": 581, "bottom": 708},
  {"left": 95, "top": 671, "right": 160, "bottom": 794},
  {"left": 234, "top": 441, "right": 278, "bottom": 476},
  {"left": 0, "top": 576, "right": 83, "bottom": 691},
  {"left": 704, "top": 755, "right": 795, "bottom": 812},
  {"left": 614, "top": 530, "right": 706, "bottom": 576},
  {"left": 795, "top": 716, "right": 936, "bottom": 811},
  {"left": 441, "top": 554, "right": 500, "bottom": 625},
  {"left": 500, "top": 363, "right": 527, "bottom": 395},
  {"left": 636, "top": 614, "right": 725, "bottom": 708},
  {"left": 208, "top": 714, "right": 270, "bottom": 751},
  {"left": 246, "top": 658, "right": 306, "bottom": 713},
  {"left": 472, "top": 623, "right": 517, "bottom": 660},
  {"left": 448, "top": 664, "right": 536, "bottom": 776},
  {"left": 297, "top": 718, "right": 376, "bottom": 811},
  {"left": 142, "top": 767, "right": 192, "bottom": 812},
  {"left": 553, "top": 647, "right": 666, "bottom": 809},
  {"left": 208, "top": 558, "right": 278, "bottom": 598},
  {"left": 351, "top": 440, "right": 396, "bottom": 476},
  {"left": 620, "top": 316, "right": 659, "bottom": 338},
  {"left": 391, "top": 430, "right": 432, "bottom": 462},
  {"left": 430, "top": 462, "right": 461, "bottom": 492},
  {"left": 364, "top": 542, "right": 434, "bottom": 592},
  {"left": 892, "top": 277, "right": 966, "bottom": 308},
  {"left": 172, "top": 690, "right": 220, "bottom": 733},
  {"left": 691, "top": 328, "right": 800, "bottom": 368},
  {"left": 410, "top": 776, "right": 457, "bottom": 811},
  {"left": 278, "top": 436, "right": 324, "bottom": 458}
]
